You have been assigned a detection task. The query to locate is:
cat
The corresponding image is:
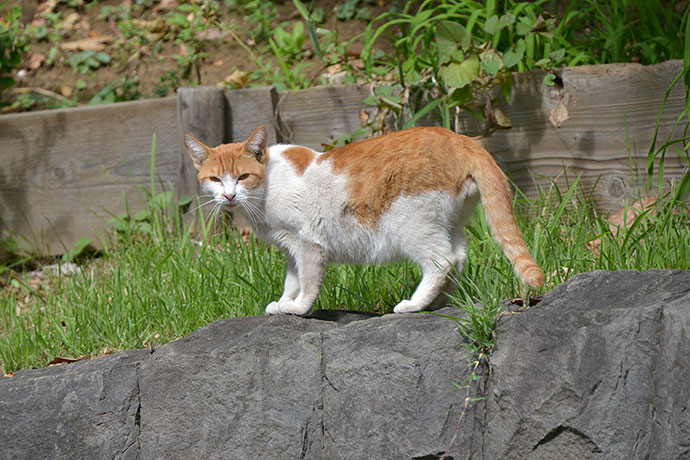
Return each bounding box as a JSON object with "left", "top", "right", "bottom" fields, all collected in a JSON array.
[{"left": 184, "top": 125, "right": 543, "bottom": 315}]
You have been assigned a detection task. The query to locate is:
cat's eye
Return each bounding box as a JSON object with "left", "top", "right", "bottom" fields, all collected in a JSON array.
[
  {"left": 237, "top": 173, "right": 250, "bottom": 181},
  {"left": 208, "top": 176, "right": 222, "bottom": 183}
]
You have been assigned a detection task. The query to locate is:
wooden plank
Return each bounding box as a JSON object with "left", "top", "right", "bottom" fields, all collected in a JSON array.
[
  {"left": 224, "top": 86, "right": 279, "bottom": 144},
  {"left": 0, "top": 97, "right": 179, "bottom": 254},
  {"left": 453, "top": 60, "right": 687, "bottom": 213},
  {"left": 176, "top": 86, "right": 226, "bottom": 203},
  {"left": 275, "top": 85, "right": 370, "bottom": 150},
  {"left": 272, "top": 63, "right": 686, "bottom": 213}
]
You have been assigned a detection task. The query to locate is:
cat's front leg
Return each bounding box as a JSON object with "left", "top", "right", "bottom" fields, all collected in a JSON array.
[
  {"left": 274, "top": 242, "right": 326, "bottom": 316},
  {"left": 266, "top": 253, "right": 300, "bottom": 315}
]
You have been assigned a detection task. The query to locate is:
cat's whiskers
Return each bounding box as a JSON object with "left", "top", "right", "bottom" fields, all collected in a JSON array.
[
  {"left": 240, "top": 201, "right": 264, "bottom": 229},
  {"left": 185, "top": 199, "right": 216, "bottom": 216}
]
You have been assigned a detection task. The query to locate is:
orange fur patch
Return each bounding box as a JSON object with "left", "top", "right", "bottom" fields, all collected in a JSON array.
[
  {"left": 318, "top": 127, "right": 483, "bottom": 225},
  {"left": 282, "top": 146, "right": 315, "bottom": 175}
]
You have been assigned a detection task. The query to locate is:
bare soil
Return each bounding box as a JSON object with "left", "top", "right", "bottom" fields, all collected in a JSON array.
[{"left": 7, "top": 0, "right": 393, "bottom": 111}]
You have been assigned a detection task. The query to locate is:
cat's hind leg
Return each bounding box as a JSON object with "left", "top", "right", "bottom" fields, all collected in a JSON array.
[
  {"left": 394, "top": 228, "right": 458, "bottom": 314},
  {"left": 425, "top": 191, "right": 481, "bottom": 309}
]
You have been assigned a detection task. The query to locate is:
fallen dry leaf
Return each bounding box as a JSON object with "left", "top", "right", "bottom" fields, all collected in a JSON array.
[
  {"left": 587, "top": 197, "right": 658, "bottom": 255},
  {"left": 549, "top": 98, "right": 569, "bottom": 128},
  {"left": 36, "top": 0, "right": 58, "bottom": 15},
  {"left": 48, "top": 355, "right": 89, "bottom": 366},
  {"left": 28, "top": 52, "right": 46, "bottom": 70},
  {"left": 3, "top": 372, "right": 14, "bottom": 378},
  {"left": 58, "top": 85, "right": 73, "bottom": 97},
  {"left": 608, "top": 196, "right": 658, "bottom": 229},
  {"left": 30, "top": 17, "right": 46, "bottom": 28},
  {"left": 153, "top": 0, "right": 178, "bottom": 13},
  {"left": 132, "top": 18, "right": 168, "bottom": 33},
  {"left": 60, "top": 36, "right": 113, "bottom": 52},
  {"left": 359, "top": 108, "right": 370, "bottom": 125},
  {"left": 220, "top": 69, "right": 249, "bottom": 89},
  {"left": 63, "top": 12, "right": 81, "bottom": 30},
  {"left": 199, "top": 27, "right": 222, "bottom": 41}
]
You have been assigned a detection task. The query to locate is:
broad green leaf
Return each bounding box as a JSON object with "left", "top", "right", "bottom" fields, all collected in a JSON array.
[
  {"left": 450, "top": 49, "right": 466, "bottom": 62},
  {"left": 62, "top": 237, "right": 93, "bottom": 262},
  {"left": 292, "top": 0, "right": 310, "bottom": 21},
  {"left": 480, "top": 48, "right": 503, "bottom": 73},
  {"left": 484, "top": 15, "right": 502, "bottom": 34},
  {"left": 449, "top": 86, "right": 472, "bottom": 106},
  {"left": 406, "top": 70, "right": 422, "bottom": 85},
  {"left": 134, "top": 210, "right": 151, "bottom": 222},
  {"left": 481, "top": 60, "right": 501, "bottom": 76},
  {"left": 437, "top": 20, "right": 470, "bottom": 63},
  {"left": 362, "top": 95, "right": 378, "bottom": 106},
  {"left": 503, "top": 39, "right": 525, "bottom": 68},
  {"left": 440, "top": 55, "right": 479, "bottom": 88},
  {"left": 549, "top": 48, "right": 566, "bottom": 62},
  {"left": 500, "top": 13, "right": 515, "bottom": 26},
  {"left": 374, "top": 85, "right": 394, "bottom": 97},
  {"left": 515, "top": 16, "right": 533, "bottom": 36}
]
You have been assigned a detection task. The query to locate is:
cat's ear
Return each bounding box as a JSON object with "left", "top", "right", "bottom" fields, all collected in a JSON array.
[
  {"left": 183, "top": 134, "right": 211, "bottom": 171},
  {"left": 244, "top": 125, "right": 268, "bottom": 162}
]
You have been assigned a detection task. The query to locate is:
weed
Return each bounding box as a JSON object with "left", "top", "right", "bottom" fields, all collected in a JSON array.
[
  {"left": 0, "top": 3, "right": 28, "bottom": 94},
  {"left": 67, "top": 50, "right": 112, "bottom": 74},
  {"left": 336, "top": 0, "right": 370, "bottom": 21},
  {"left": 89, "top": 75, "right": 141, "bottom": 105}
]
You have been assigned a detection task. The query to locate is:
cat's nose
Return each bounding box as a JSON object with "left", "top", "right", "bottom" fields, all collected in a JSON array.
[{"left": 223, "top": 193, "right": 235, "bottom": 203}]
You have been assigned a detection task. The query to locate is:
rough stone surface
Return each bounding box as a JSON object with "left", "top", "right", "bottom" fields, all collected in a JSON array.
[
  {"left": 485, "top": 269, "right": 690, "bottom": 460},
  {"left": 2, "top": 270, "right": 689, "bottom": 460},
  {"left": 1, "top": 308, "right": 473, "bottom": 460},
  {"left": 0, "top": 349, "right": 148, "bottom": 460}
]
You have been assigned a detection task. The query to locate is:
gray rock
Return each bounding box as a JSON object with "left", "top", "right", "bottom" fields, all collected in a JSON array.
[
  {"left": 2, "top": 270, "right": 689, "bottom": 460},
  {"left": 1, "top": 307, "right": 474, "bottom": 460},
  {"left": 137, "top": 308, "right": 474, "bottom": 460},
  {"left": 485, "top": 269, "right": 690, "bottom": 460},
  {"left": 0, "top": 349, "right": 148, "bottom": 460}
]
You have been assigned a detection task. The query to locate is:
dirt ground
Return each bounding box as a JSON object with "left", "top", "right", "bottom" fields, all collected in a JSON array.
[{"left": 8, "top": 0, "right": 394, "bottom": 111}]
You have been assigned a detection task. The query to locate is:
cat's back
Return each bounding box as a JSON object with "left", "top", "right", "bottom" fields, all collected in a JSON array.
[{"left": 313, "top": 128, "right": 482, "bottom": 223}]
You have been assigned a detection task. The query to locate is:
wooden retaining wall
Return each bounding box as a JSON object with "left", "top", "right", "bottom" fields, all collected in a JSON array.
[{"left": 0, "top": 60, "right": 687, "bottom": 254}]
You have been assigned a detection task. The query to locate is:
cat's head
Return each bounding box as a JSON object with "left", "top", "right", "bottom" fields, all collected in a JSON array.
[{"left": 183, "top": 125, "right": 268, "bottom": 211}]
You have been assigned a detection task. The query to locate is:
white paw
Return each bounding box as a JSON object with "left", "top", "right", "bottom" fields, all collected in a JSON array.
[
  {"left": 265, "top": 302, "right": 282, "bottom": 315},
  {"left": 393, "top": 300, "right": 424, "bottom": 313},
  {"left": 278, "top": 300, "right": 311, "bottom": 316}
]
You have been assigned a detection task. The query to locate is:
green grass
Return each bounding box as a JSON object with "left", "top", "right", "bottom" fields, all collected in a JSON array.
[{"left": 1, "top": 174, "right": 688, "bottom": 373}]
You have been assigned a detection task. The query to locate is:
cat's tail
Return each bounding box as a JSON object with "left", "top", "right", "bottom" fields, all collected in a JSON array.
[{"left": 469, "top": 143, "right": 544, "bottom": 290}]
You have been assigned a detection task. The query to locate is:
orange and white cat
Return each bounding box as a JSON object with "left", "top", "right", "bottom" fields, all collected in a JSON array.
[{"left": 184, "top": 125, "right": 543, "bottom": 315}]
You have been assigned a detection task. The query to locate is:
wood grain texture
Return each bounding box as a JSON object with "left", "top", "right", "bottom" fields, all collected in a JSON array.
[
  {"left": 177, "top": 87, "right": 226, "bottom": 206},
  {"left": 455, "top": 60, "right": 687, "bottom": 213},
  {"left": 224, "top": 86, "right": 279, "bottom": 144},
  {"left": 0, "top": 61, "right": 686, "bottom": 255},
  {"left": 275, "top": 85, "right": 370, "bottom": 149},
  {"left": 0, "top": 97, "right": 178, "bottom": 254}
]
